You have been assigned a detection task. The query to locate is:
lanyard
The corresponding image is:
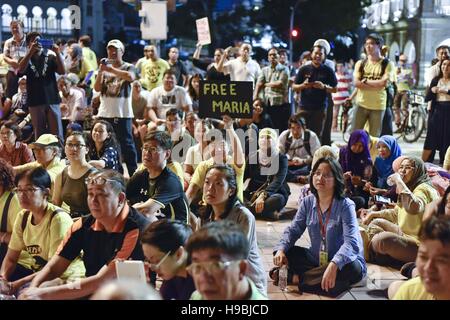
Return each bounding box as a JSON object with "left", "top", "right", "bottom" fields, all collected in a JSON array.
[{"left": 317, "top": 199, "right": 333, "bottom": 241}]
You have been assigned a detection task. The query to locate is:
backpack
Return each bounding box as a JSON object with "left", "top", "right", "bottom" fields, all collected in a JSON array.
[
  {"left": 284, "top": 129, "right": 313, "bottom": 158},
  {"left": 358, "top": 58, "right": 390, "bottom": 81}
]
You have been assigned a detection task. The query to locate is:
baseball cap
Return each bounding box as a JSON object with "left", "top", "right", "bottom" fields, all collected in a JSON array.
[
  {"left": 30, "top": 134, "right": 60, "bottom": 149},
  {"left": 259, "top": 128, "right": 278, "bottom": 141},
  {"left": 314, "top": 39, "right": 331, "bottom": 55},
  {"left": 107, "top": 39, "right": 125, "bottom": 53}
]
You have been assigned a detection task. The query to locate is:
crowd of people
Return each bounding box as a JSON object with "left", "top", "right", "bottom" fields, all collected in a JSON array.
[{"left": 0, "top": 18, "right": 450, "bottom": 301}]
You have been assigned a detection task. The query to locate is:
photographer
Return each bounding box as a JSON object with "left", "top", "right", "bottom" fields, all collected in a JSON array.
[{"left": 17, "top": 32, "right": 65, "bottom": 143}]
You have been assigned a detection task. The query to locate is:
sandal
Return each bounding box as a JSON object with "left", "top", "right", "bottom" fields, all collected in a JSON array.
[{"left": 269, "top": 267, "right": 280, "bottom": 286}]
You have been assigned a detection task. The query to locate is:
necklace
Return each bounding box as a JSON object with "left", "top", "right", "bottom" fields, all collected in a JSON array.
[{"left": 29, "top": 51, "right": 49, "bottom": 78}]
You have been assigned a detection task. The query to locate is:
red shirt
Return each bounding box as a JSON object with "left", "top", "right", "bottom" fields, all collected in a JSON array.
[{"left": 0, "top": 141, "right": 34, "bottom": 166}]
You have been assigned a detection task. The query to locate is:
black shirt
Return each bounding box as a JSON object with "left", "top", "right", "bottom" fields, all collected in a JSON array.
[
  {"left": 294, "top": 63, "right": 337, "bottom": 110},
  {"left": 168, "top": 60, "right": 188, "bottom": 86},
  {"left": 126, "top": 167, "right": 189, "bottom": 223},
  {"left": 25, "top": 50, "right": 61, "bottom": 107},
  {"left": 57, "top": 206, "right": 150, "bottom": 277}
]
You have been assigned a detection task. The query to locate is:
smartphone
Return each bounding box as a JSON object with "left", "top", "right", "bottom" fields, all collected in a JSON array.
[
  {"left": 38, "top": 39, "right": 54, "bottom": 49},
  {"left": 100, "top": 58, "right": 110, "bottom": 66},
  {"left": 374, "top": 195, "right": 392, "bottom": 205}
]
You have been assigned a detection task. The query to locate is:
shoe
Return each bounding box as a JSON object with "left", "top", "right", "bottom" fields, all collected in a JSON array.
[
  {"left": 276, "top": 208, "right": 297, "bottom": 220},
  {"left": 400, "top": 262, "right": 416, "bottom": 279}
]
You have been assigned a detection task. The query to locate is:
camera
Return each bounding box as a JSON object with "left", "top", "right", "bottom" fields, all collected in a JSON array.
[
  {"left": 100, "top": 58, "right": 110, "bottom": 66},
  {"left": 37, "top": 39, "right": 54, "bottom": 50}
]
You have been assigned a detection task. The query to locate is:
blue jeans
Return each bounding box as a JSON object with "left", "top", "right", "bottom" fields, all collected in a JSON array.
[
  {"left": 286, "top": 165, "right": 310, "bottom": 182},
  {"left": 29, "top": 104, "right": 64, "bottom": 143},
  {"left": 101, "top": 117, "right": 138, "bottom": 176}
]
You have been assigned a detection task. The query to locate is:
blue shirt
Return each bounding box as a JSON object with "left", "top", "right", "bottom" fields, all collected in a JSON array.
[{"left": 274, "top": 195, "right": 366, "bottom": 275}]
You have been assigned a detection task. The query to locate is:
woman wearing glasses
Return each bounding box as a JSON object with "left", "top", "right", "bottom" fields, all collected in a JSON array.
[
  {"left": 273, "top": 157, "right": 366, "bottom": 297},
  {"left": 140, "top": 219, "right": 194, "bottom": 300},
  {"left": 0, "top": 122, "right": 34, "bottom": 167},
  {"left": 53, "top": 131, "right": 96, "bottom": 218},
  {"left": 201, "top": 165, "right": 267, "bottom": 296},
  {"left": 0, "top": 167, "right": 85, "bottom": 296},
  {"left": 360, "top": 156, "right": 439, "bottom": 265}
]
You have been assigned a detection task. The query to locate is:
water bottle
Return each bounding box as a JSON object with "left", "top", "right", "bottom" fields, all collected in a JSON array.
[
  {"left": 387, "top": 173, "right": 401, "bottom": 187},
  {"left": 278, "top": 265, "right": 288, "bottom": 291}
]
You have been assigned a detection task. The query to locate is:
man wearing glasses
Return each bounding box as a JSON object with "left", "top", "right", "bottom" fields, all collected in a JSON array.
[
  {"left": 186, "top": 220, "right": 267, "bottom": 300},
  {"left": 18, "top": 170, "right": 150, "bottom": 300},
  {"left": 126, "top": 131, "right": 189, "bottom": 223}
]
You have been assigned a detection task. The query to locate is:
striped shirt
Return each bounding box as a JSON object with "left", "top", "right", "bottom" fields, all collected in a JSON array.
[{"left": 332, "top": 72, "right": 352, "bottom": 105}]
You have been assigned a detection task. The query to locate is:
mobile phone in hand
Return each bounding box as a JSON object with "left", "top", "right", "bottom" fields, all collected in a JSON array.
[{"left": 38, "top": 39, "right": 54, "bottom": 50}]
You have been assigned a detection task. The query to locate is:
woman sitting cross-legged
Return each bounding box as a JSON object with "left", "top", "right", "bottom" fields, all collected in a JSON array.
[
  {"left": 245, "top": 128, "right": 290, "bottom": 221},
  {"left": 361, "top": 156, "right": 439, "bottom": 267},
  {"left": 272, "top": 157, "right": 366, "bottom": 297}
]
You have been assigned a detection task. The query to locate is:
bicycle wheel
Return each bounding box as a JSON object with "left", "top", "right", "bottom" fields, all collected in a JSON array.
[{"left": 403, "top": 106, "right": 425, "bottom": 143}]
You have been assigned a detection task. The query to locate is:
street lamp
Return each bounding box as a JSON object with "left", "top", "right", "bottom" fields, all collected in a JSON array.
[{"left": 289, "top": 0, "right": 307, "bottom": 66}]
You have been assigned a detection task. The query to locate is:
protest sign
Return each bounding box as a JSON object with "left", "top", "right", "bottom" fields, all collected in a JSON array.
[{"left": 196, "top": 17, "right": 211, "bottom": 45}]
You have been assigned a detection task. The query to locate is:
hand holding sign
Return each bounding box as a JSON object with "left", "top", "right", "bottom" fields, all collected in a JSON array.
[{"left": 196, "top": 17, "right": 211, "bottom": 46}]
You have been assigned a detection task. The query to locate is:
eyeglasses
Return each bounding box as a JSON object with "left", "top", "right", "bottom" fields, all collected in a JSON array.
[
  {"left": 65, "top": 143, "right": 86, "bottom": 150},
  {"left": 142, "top": 146, "right": 163, "bottom": 153},
  {"left": 149, "top": 251, "right": 172, "bottom": 271},
  {"left": 13, "top": 187, "right": 42, "bottom": 195},
  {"left": 85, "top": 176, "right": 116, "bottom": 186},
  {"left": 313, "top": 171, "right": 334, "bottom": 180},
  {"left": 186, "top": 260, "right": 239, "bottom": 276}
]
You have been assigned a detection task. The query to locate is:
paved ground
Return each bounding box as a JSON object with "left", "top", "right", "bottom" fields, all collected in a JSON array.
[{"left": 259, "top": 130, "right": 424, "bottom": 300}]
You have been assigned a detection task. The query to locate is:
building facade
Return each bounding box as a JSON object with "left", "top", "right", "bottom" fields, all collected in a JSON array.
[
  {"left": 1, "top": 0, "right": 104, "bottom": 53},
  {"left": 360, "top": 0, "right": 450, "bottom": 87}
]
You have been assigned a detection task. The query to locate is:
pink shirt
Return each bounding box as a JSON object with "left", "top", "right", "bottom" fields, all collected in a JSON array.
[{"left": 0, "top": 141, "right": 35, "bottom": 166}]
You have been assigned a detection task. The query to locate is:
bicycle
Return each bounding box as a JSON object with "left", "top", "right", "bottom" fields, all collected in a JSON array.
[
  {"left": 395, "top": 90, "right": 427, "bottom": 143},
  {"left": 341, "top": 100, "right": 354, "bottom": 143}
]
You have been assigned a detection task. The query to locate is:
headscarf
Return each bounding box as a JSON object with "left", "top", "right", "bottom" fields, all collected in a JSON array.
[
  {"left": 258, "top": 128, "right": 278, "bottom": 167},
  {"left": 339, "top": 130, "right": 372, "bottom": 176},
  {"left": 312, "top": 145, "right": 339, "bottom": 168},
  {"left": 374, "top": 135, "right": 402, "bottom": 188},
  {"left": 398, "top": 156, "right": 432, "bottom": 191}
]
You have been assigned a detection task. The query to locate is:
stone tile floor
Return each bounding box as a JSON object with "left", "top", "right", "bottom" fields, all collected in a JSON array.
[{"left": 257, "top": 182, "right": 407, "bottom": 300}]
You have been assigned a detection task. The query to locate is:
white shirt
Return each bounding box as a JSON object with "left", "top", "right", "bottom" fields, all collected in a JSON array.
[
  {"left": 184, "top": 143, "right": 212, "bottom": 171},
  {"left": 425, "top": 63, "right": 441, "bottom": 87},
  {"left": 223, "top": 58, "right": 261, "bottom": 86},
  {"left": 148, "top": 85, "right": 192, "bottom": 119},
  {"left": 277, "top": 129, "right": 321, "bottom": 160},
  {"left": 60, "top": 88, "right": 85, "bottom": 121}
]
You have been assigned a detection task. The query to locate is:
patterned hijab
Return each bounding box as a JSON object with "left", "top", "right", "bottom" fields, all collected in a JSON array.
[
  {"left": 339, "top": 130, "right": 372, "bottom": 176},
  {"left": 400, "top": 156, "right": 432, "bottom": 191},
  {"left": 374, "top": 135, "right": 402, "bottom": 188}
]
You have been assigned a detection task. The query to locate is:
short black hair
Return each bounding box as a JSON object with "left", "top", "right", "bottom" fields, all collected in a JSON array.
[
  {"left": 26, "top": 32, "right": 42, "bottom": 45},
  {"left": 419, "top": 215, "right": 450, "bottom": 246},
  {"left": 165, "top": 108, "right": 183, "bottom": 120},
  {"left": 87, "top": 169, "right": 125, "bottom": 194},
  {"left": 0, "top": 158, "right": 15, "bottom": 191},
  {"left": 1, "top": 121, "right": 22, "bottom": 141},
  {"left": 288, "top": 113, "right": 305, "bottom": 128},
  {"left": 141, "top": 219, "right": 193, "bottom": 253},
  {"left": 186, "top": 220, "right": 249, "bottom": 260},
  {"left": 365, "top": 33, "right": 384, "bottom": 47},
  {"left": 309, "top": 157, "right": 346, "bottom": 200},
  {"left": 436, "top": 45, "right": 449, "bottom": 54},
  {"left": 163, "top": 69, "right": 177, "bottom": 79},
  {"left": 143, "top": 131, "right": 173, "bottom": 151},
  {"left": 79, "top": 35, "right": 92, "bottom": 47},
  {"left": 16, "top": 167, "right": 51, "bottom": 191}
]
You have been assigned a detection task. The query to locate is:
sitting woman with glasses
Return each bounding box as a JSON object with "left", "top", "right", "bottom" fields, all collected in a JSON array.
[
  {"left": 0, "top": 167, "right": 85, "bottom": 296},
  {"left": 272, "top": 157, "right": 366, "bottom": 297},
  {"left": 200, "top": 164, "right": 267, "bottom": 296},
  {"left": 0, "top": 122, "right": 34, "bottom": 167},
  {"left": 53, "top": 132, "right": 96, "bottom": 218},
  {"left": 86, "top": 120, "right": 123, "bottom": 173},
  {"left": 140, "top": 219, "right": 194, "bottom": 300},
  {"left": 360, "top": 156, "right": 439, "bottom": 266}
]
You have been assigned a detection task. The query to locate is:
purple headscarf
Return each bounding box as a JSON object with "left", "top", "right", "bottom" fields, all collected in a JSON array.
[{"left": 339, "top": 130, "right": 372, "bottom": 176}]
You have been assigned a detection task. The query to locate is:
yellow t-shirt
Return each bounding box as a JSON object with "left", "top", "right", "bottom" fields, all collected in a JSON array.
[
  {"left": 8, "top": 203, "right": 85, "bottom": 280},
  {"left": 140, "top": 58, "right": 170, "bottom": 91},
  {"left": 354, "top": 59, "right": 393, "bottom": 111},
  {"left": 190, "top": 157, "right": 245, "bottom": 202},
  {"left": 82, "top": 47, "right": 98, "bottom": 70},
  {"left": 393, "top": 277, "right": 435, "bottom": 300},
  {"left": 0, "top": 191, "right": 21, "bottom": 234},
  {"left": 398, "top": 183, "right": 439, "bottom": 242}
]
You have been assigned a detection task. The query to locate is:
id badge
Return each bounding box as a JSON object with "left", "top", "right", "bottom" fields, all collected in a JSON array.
[{"left": 319, "top": 250, "right": 328, "bottom": 267}]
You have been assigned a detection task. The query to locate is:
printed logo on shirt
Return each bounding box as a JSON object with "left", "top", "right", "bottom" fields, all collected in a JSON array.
[
  {"left": 26, "top": 245, "right": 42, "bottom": 255},
  {"left": 161, "top": 95, "right": 177, "bottom": 105}
]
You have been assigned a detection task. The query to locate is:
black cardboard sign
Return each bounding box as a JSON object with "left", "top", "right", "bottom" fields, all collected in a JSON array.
[{"left": 199, "top": 80, "right": 253, "bottom": 119}]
